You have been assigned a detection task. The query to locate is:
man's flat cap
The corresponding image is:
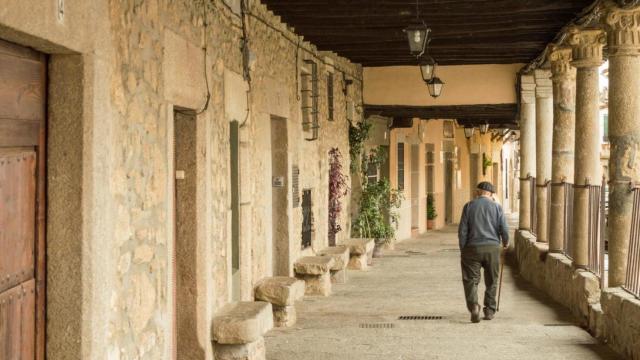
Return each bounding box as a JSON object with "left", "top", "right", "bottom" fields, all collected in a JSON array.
[{"left": 477, "top": 181, "right": 495, "bottom": 193}]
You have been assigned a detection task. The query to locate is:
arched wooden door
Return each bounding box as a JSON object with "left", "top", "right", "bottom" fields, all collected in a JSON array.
[{"left": 0, "top": 39, "right": 46, "bottom": 359}]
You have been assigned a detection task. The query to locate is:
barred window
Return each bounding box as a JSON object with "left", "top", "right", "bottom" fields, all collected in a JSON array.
[{"left": 301, "top": 60, "right": 319, "bottom": 140}]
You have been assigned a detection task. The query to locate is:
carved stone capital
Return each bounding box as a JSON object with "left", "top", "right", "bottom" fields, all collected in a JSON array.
[
  {"left": 568, "top": 28, "right": 606, "bottom": 68},
  {"left": 520, "top": 74, "right": 536, "bottom": 104},
  {"left": 534, "top": 69, "right": 553, "bottom": 99},
  {"left": 548, "top": 47, "right": 576, "bottom": 83},
  {"left": 603, "top": 1, "right": 640, "bottom": 56}
]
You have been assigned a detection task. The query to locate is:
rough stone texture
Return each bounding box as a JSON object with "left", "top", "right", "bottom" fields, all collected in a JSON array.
[
  {"left": 548, "top": 47, "right": 576, "bottom": 253},
  {"left": 272, "top": 305, "right": 296, "bottom": 328},
  {"left": 317, "top": 246, "right": 350, "bottom": 270},
  {"left": 603, "top": 2, "right": 640, "bottom": 287},
  {"left": 347, "top": 254, "right": 369, "bottom": 271},
  {"left": 588, "top": 303, "right": 605, "bottom": 339},
  {"left": 534, "top": 69, "right": 553, "bottom": 243},
  {"left": 601, "top": 287, "right": 640, "bottom": 359},
  {"left": 330, "top": 269, "right": 347, "bottom": 284},
  {"left": 293, "top": 256, "right": 335, "bottom": 275},
  {"left": 296, "top": 272, "right": 332, "bottom": 297},
  {"left": 519, "top": 74, "right": 536, "bottom": 231},
  {"left": 214, "top": 337, "right": 266, "bottom": 360},
  {"left": 343, "top": 238, "right": 375, "bottom": 256},
  {"left": 212, "top": 301, "right": 274, "bottom": 345},
  {"left": 515, "top": 230, "right": 601, "bottom": 326},
  {"left": 254, "top": 277, "right": 305, "bottom": 307}
]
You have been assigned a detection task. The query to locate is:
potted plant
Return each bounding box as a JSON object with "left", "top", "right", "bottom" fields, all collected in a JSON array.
[{"left": 427, "top": 194, "right": 437, "bottom": 230}]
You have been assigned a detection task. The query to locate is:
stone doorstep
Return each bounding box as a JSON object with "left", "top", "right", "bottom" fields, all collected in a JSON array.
[
  {"left": 254, "top": 276, "right": 305, "bottom": 306},
  {"left": 293, "top": 256, "right": 335, "bottom": 275},
  {"left": 317, "top": 245, "right": 350, "bottom": 270},
  {"left": 342, "top": 238, "right": 375, "bottom": 256},
  {"left": 212, "top": 301, "right": 274, "bottom": 345}
]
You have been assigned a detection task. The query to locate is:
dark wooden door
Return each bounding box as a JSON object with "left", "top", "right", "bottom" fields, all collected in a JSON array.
[{"left": 0, "top": 39, "right": 46, "bottom": 360}]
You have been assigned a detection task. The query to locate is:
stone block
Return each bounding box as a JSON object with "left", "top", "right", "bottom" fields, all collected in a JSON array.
[
  {"left": 212, "top": 301, "right": 273, "bottom": 345},
  {"left": 588, "top": 303, "right": 604, "bottom": 340},
  {"left": 317, "top": 245, "right": 350, "bottom": 270},
  {"left": 273, "top": 305, "right": 296, "bottom": 327},
  {"left": 294, "top": 256, "right": 335, "bottom": 275},
  {"left": 343, "top": 238, "right": 375, "bottom": 256},
  {"left": 330, "top": 269, "right": 347, "bottom": 284},
  {"left": 296, "top": 272, "right": 332, "bottom": 296},
  {"left": 347, "top": 253, "right": 368, "bottom": 271},
  {"left": 214, "top": 337, "right": 266, "bottom": 360},
  {"left": 254, "top": 276, "right": 305, "bottom": 306}
]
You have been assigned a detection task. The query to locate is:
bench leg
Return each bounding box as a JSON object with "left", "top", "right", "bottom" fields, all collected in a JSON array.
[
  {"left": 296, "top": 273, "right": 332, "bottom": 296},
  {"left": 347, "top": 254, "right": 368, "bottom": 270},
  {"left": 330, "top": 269, "right": 347, "bottom": 284},
  {"left": 273, "top": 305, "right": 296, "bottom": 327},
  {"left": 214, "top": 338, "right": 266, "bottom": 360}
]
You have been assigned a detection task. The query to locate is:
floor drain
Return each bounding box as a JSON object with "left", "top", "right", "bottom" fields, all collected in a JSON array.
[
  {"left": 360, "top": 323, "right": 395, "bottom": 329},
  {"left": 398, "top": 315, "right": 444, "bottom": 320}
]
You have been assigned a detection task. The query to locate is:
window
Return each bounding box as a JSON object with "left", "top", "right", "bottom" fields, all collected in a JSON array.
[
  {"left": 397, "top": 143, "right": 405, "bottom": 191},
  {"left": 602, "top": 114, "right": 609, "bottom": 143},
  {"left": 301, "top": 60, "right": 319, "bottom": 140},
  {"left": 327, "top": 73, "right": 334, "bottom": 121},
  {"left": 366, "top": 161, "right": 378, "bottom": 184},
  {"left": 443, "top": 120, "right": 455, "bottom": 138},
  {"left": 425, "top": 143, "right": 435, "bottom": 194},
  {"left": 301, "top": 189, "right": 314, "bottom": 249}
]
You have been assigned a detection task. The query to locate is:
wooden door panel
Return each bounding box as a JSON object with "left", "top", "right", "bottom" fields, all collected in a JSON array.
[
  {"left": 0, "top": 279, "right": 36, "bottom": 360},
  {"left": 0, "top": 47, "right": 45, "bottom": 122},
  {"left": 0, "top": 150, "right": 36, "bottom": 294}
]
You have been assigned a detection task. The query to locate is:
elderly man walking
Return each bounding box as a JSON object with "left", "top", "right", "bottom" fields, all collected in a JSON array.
[{"left": 458, "top": 181, "right": 509, "bottom": 323}]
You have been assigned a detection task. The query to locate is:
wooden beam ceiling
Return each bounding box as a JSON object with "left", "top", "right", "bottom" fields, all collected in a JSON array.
[
  {"left": 261, "top": 0, "right": 593, "bottom": 66},
  {"left": 364, "top": 104, "right": 518, "bottom": 128}
]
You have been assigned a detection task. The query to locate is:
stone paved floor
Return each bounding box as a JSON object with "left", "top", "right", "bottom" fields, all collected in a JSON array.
[{"left": 265, "top": 220, "right": 621, "bottom": 360}]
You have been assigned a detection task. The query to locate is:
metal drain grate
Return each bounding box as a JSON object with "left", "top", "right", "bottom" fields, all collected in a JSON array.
[
  {"left": 359, "top": 323, "right": 395, "bottom": 329},
  {"left": 398, "top": 315, "right": 444, "bottom": 320}
]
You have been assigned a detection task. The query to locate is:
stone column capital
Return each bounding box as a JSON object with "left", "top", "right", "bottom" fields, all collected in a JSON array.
[
  {"left": 520, "top": 74, "right": 536, "bottom": 104},
  {"left": 534, "top": 69, "right": 553, "bottom": 99},
  {"left": 603, "top": 1, "right": 640, "bottom": 56},
  {"left": 548, "top": 47, "right": 576, "bottom": 83},
  {"left": 568, "top": 28, "right": 606, "bottom": 68}
]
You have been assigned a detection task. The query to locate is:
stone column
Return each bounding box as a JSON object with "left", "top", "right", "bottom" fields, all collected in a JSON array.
[
  {"left": 534, "top": 69, "right": 553, "bottom": 243},
  {"left": 568, "top": 28, "right": 605, "bottom": 269},
  {"left": 519, "top": 74, "right": 536, "bottom": 231},
  {"left": 603, "top": 2, "right": 640, "bottom": 286},
  {"left": 548, "top": 47, "right": 577, "bottom": 253}
]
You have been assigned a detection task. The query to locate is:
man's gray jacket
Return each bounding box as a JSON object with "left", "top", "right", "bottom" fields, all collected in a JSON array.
[{"left": 458, "top": 196, "right": 509, "bottom": 249}]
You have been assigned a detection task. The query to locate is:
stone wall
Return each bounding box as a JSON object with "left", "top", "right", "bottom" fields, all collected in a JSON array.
[
  {"left": 0, "top": 0, "right": 361, "bottom": 359},
  {"left": 515, "top": 230, "right": 640, "bottom": 359}
]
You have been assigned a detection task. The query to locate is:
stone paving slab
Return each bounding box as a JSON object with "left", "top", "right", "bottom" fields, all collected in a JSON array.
[{"left": 265, "top": 223, "right": 621, "bottom": 360}]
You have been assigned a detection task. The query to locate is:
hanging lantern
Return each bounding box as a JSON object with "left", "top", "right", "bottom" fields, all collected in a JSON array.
[
  {"left": 479, "top": 123, "right": 490, "bottom": 134},
  {"left": 464, "top": 127, "right": 475, "bottom": 139},
  {"left": 404, "top": 22, "right": 430, "bottom": 57},
  {"left": 419, "top": 55, "right": 437, "bottom": 81},
  {"left": 427, "top": 76, "right": 444, "bottom": 98}
]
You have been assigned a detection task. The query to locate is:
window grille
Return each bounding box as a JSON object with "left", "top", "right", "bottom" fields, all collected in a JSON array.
[
  {"left": 301, "top": 60, "right": 319, "bottom": 140},
  {"left": 292, "top": 165, "right": 300, "bottom": 208},
  {"left": 301, "top": 189, "right": 314, "bottom": 249},
  {"left": 397, "top": 143, "right": 405, "bottom": 191}
]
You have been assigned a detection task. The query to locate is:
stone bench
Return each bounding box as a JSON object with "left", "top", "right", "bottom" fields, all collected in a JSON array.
[
  {"left": 343, "top": 238, "right": 375, "bottom": 270},
  {"left": 317, "top": 245, "right": 350, "bottom": 283},
  {"left": 254, "top": 276, "right": 305, "bottom": 327},
  {"left": 294, "top": 256, "right": 335, "bottom": 296},
  {"left": 212, "top": 301, "right": 273, "bottom": 360}
]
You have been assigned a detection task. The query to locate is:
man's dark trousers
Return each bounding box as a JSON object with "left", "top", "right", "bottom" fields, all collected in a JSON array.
[{"left": 461, "top": 245, "right": 500, "bottom": 312}]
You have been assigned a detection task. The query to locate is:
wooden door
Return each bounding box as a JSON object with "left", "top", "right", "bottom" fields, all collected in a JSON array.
[{"left": 0, "top": 39, "right": 46, "bottom": 360}]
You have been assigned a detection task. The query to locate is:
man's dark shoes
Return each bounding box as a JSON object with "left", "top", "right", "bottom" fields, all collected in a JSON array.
[
  {"left": 470, "top": 304, "right": 481, "bottom": 323},
  {"left": 483, "top": 308, "right": 495, "bottom": 320}
]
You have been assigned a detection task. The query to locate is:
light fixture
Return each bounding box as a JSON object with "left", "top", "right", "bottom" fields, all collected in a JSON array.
[
  {"left": 427, "top": 76, "right": 444, "bottom": 98},
  {"left": 403, "top": 0, "right": 430, "bottom": 57},
  {"left": 419, "top": 55, "right": 437, "bottom": 82},
  {"left": 464, "top": 127, "right": 475, "bottom": 139},
  {"left": 479, "top": 123, "right": 490, "bottom": 134}
]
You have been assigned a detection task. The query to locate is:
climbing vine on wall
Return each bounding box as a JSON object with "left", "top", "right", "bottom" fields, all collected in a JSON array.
[
  {"left": 348, "top": 120, "right": 372, "bottom": 173},
  {"left": 328, "top": 148, "right": 349, "bottom": 246}
]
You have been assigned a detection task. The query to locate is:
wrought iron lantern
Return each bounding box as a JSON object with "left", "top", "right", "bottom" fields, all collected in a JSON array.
[
  {"left": 419, "top": 55, "right": 437, "bottom": 82},
  {"left": 479, "top": 123, "right": 490, "bottom": 134},
  {"left": 404, "top": 22, "right": 430, "bottom": 57},
  {"left": 464, "top": 127, "right": 475, "bottom": 139},
  {"left": 427, "top": 76, "right": 444, "bottom": 98}
]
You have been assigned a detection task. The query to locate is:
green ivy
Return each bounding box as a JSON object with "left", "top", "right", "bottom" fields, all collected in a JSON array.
[{"left": 348, "top": 120, "right": 372, "bottom": 173}]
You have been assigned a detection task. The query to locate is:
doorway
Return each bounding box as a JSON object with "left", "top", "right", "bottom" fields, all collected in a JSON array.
[
  {"left": 173, "top": 109, "right": 205, "bottom": 358},
  {"left": 445, "top": 156, "right": 454, "bottom": 224},
  {"left": 270, "top": 116, "right": 289, "bottom": 276},
  {"left": 0, "top": 39, "right": 46, "bottom": 359},
  {"left": 470, "top": 153, "right": 479, "bottom": 201},
  {"left": 410, "top": 144, "right": 420, "bottom": 233},
  {"left": 230, "top": 120, "right": 241, "bottom": 300}
]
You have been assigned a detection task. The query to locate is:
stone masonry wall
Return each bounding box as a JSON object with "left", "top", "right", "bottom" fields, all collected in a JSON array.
[{"left": 0, "top": 0, "right": 361, "bottom": 359}]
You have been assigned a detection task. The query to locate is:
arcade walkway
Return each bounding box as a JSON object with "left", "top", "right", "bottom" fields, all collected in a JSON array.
[{"left": 265, "top": 223, "right": 621, "bottom": 360}]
